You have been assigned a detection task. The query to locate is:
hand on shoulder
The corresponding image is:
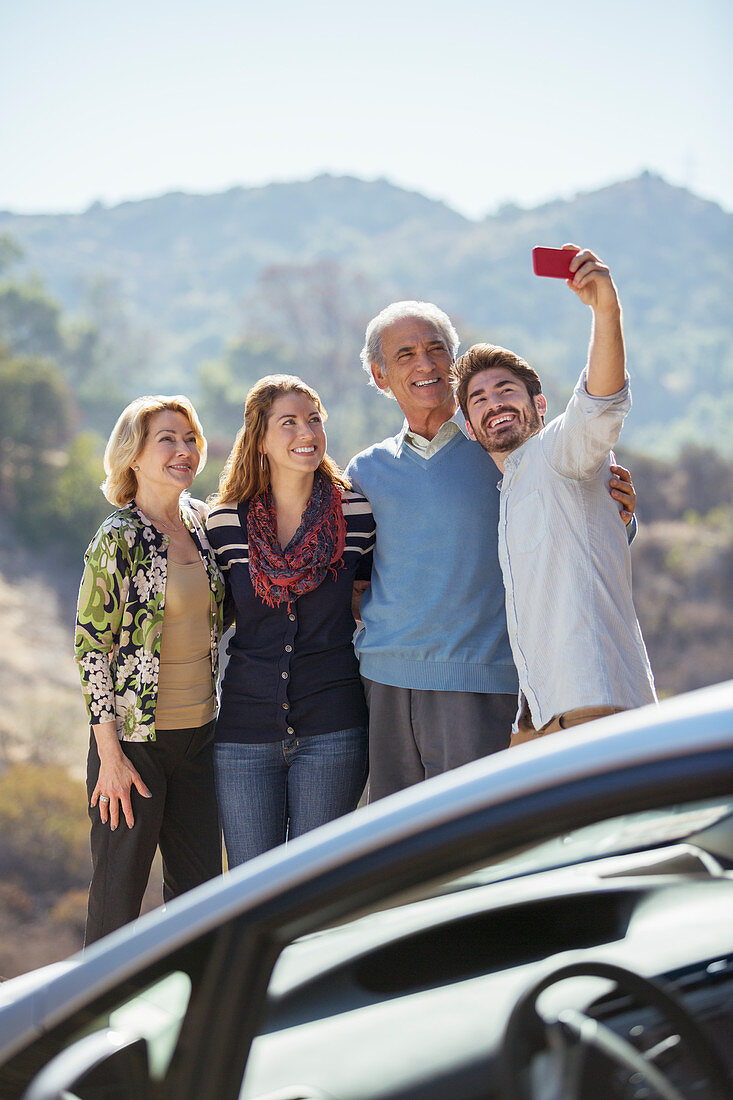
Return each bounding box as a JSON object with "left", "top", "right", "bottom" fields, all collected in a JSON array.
[{"left": 186, "top": 495, "right": 210, "bottom": 522}]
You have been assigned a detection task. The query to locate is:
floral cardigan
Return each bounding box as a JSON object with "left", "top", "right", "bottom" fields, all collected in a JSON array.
[{"left": 74, "top": 496, "right": 226, "bottom": 742}]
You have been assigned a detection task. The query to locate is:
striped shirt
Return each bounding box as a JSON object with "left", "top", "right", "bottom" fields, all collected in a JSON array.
[{"left": 206, "top": 490, "right": 375, "bottom": 743}]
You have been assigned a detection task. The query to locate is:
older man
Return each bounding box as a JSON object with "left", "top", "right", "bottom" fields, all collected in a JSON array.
[{"left": 346, "top": 297, "right": 637, "bottom": 800}]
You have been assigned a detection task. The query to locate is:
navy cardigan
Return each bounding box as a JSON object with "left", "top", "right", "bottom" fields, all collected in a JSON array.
[{"left": 206, "top": 490, "right": 374, "bottom": 743}]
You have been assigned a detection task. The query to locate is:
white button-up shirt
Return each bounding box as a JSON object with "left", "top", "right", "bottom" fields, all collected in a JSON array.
[
  {"left": 400, "top": 414, "right": 463, "bottom": 458},
  {"left": 498, "top": 370, "right": 657, "bottom": 729}
]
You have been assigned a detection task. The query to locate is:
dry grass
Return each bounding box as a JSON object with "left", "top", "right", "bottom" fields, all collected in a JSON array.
[
  {"left": 0, "top": 567, "right": 88, "bottom": 773},
  {"left": 0, "top": 509, "right": 89, "bottom": 773},
  {"left": 0, "top": 522, "right": 165, "bottom": 978}
]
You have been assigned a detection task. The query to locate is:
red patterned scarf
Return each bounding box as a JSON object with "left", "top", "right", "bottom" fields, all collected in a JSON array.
[{"left": 247, "top": 472, "right": 346, "bottom": 608}]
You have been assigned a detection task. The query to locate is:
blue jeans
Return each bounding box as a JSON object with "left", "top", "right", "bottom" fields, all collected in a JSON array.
[{"left": 214, "top": 727, "right": 368, "bottom": 867}]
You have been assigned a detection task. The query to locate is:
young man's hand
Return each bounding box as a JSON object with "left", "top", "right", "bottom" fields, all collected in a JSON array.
[{"left": 565, "top": 245, "right": 620, "bottom": 315}]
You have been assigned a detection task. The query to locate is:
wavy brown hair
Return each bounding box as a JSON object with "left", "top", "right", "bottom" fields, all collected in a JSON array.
[
  {"left": 102, "top": 395, "right": 207, "bottom": 508},
  {"left": 211, "top": 375, "right": 350, "bottom": 505},
  {"left": 454, "top": 344, "right": 543, "bottom": 419}
]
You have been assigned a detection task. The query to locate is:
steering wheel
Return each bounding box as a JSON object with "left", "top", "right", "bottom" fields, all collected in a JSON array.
[{"left": 500, "top": 960, "right": 731, "bottom": 1100}]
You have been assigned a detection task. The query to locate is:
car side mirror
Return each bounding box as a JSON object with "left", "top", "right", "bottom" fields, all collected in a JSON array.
[{"left": 23, "top": 1028, "right": 152, "bottom": 1100}]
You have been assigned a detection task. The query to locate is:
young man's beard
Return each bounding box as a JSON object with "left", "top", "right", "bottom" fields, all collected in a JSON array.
[{"left": 475, "top": 404, "right": 543, "bottom": 454}]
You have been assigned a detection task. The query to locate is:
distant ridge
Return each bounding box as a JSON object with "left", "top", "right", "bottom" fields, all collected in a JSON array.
[
  {"left": 1, "top": 172, "right": 731, "bottom": 457},
  {"left": 4, "top": 169, "right": 728, "bottom": 222}
]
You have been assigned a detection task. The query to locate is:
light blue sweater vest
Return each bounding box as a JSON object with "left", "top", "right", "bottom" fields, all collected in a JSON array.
[{"left": 347, "top": 427, "right": 518, "bottom": 694}]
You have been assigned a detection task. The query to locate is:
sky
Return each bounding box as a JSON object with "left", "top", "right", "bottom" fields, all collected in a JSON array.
[{"left": 2, "top": 0, "right": 731, "bottom": 220}]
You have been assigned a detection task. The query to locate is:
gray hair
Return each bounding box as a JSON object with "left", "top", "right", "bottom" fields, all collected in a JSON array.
[{"left": 359, "top": 301, "right": 460, "bottom": 398}]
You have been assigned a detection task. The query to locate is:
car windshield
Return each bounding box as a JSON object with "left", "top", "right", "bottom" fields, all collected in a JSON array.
[{"left": 269, "top": 795, "right": 733, "bottom": 1000}]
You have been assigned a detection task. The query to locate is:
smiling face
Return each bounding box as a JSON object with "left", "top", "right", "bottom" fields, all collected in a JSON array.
[
  {"left": 371, "top": 317, "right": 456, "bottom": 432},
  {"left": 134, "top": 409, "right": 201, "bottom": 498},
  {"left": 464, "top": 368, "right": 547, "bottom": 457},
  {"left": 261, "top": 392, "right": 327, "bottom": 482}
]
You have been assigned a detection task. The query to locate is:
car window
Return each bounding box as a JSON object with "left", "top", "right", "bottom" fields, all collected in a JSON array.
[
  {"left": 0, "top": 934, "right": 215, "bottom": 1098},
  {"left": 108, "top": 970, "right": 192, "bottom": 1079}
]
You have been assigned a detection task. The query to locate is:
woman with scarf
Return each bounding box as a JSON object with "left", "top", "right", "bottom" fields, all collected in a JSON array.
[{"left": 206, "top": 375, "right": 373, "bottom": 866}]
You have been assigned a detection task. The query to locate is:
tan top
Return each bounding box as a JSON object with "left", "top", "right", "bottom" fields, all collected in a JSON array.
[{"left": 155, "top": 557, "right": 216, "bottom": 730}]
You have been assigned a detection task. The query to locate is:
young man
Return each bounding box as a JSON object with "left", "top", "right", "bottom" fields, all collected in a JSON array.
[{"left": 454, "top": 245, "right": 656, "bottom": 740}]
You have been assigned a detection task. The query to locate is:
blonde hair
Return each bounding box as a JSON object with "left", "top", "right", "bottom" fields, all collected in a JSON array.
[
  {"left": 102, "top": 395, "right": 207, "bottom": 507},
  {"left": 212, "top": 375, "right": 350, "bottom": 505}
]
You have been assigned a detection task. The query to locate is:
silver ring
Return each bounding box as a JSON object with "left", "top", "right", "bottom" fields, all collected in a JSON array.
[{"left": 99, "top": 795, "right": 110, "bottom": 804}]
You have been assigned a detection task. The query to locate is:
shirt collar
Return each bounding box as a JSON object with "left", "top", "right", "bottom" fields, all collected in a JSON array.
[
  {"left": 450, "top": 407, "right": 473, "bottom": 439},
  {"left": 397, "top": 406, "right": 470, "bottom": 452},
  {"left": 395, "top": 419, "right": 410, "bottom": 451}
]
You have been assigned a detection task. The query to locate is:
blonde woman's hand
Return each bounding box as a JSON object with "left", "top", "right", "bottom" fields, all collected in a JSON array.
[{"left": 91, "top": 722, "right": 152, "bottom": 829}]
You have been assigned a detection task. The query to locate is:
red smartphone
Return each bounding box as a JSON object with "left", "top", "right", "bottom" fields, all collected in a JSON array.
[{"left": 532, "top": 246, "right": 579, "bottom": 279}]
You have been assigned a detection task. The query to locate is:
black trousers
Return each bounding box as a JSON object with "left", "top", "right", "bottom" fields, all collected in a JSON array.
[
  {"left": 363, "top": 679, "right": 516, "bottom": 802},
  {"left": 84, "top": 720, "right": 222, "bottom": 945}
]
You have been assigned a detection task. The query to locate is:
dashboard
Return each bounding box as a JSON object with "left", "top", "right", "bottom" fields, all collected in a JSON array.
[{"left": 240, "top": 844, "right": 733, "bottom": 1099}]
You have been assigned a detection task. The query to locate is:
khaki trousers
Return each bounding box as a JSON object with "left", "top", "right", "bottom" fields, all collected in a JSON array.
[{"left": 513, "top": 703, "right": 625, "bottom": 746}]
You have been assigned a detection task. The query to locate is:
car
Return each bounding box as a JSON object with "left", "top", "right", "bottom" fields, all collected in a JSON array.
[{"left": 0, "top": 682, "right": 732, "bottom": 1100}]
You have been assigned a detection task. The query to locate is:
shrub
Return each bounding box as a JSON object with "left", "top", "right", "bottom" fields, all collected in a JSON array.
[{"left": 0, "top": 764, "right": 90, "bottom": 896}]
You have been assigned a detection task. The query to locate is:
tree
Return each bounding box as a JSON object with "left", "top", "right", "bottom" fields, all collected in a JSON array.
[
  {"left": 0, "top": 233, "right": 22, "bottom": 277},
  {"left": 9, "top": 430, "right": 108, "bottom": 560},
  {"left": 197, "top": 337, "right": 296, "bottom": 447},
  {"left": 0, "top": 352, "right": 75, "bottom": 495},
  {"left": 243, "top": 260, "right": 379, "bottom": 387},
  {"left": 234, "top": 261, "right": 402, "bottom": 463},
  {"left": 0, "top": 282, "right": 65, "bottom": 361},
  {"left": 71, "top": 275, "right": 158, "bottom": 429}
]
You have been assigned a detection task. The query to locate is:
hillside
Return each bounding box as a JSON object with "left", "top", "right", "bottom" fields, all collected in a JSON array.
[
  {"left": 0, "top": 516, "right": 87, "bottom": 772},
  {"left": 1, "top": 175, "right": 731, "bottom": 979},
  {"left": 2, "top": 172, "right": 732, "bottom": 458}
]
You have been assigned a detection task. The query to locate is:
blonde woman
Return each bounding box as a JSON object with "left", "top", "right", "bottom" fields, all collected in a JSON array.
[
  {"left": 206, "top": 375, "right": 374, "bottom": 866},
  {"left": 75, "top": 395, "right": 226, "bottom": 943}
]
